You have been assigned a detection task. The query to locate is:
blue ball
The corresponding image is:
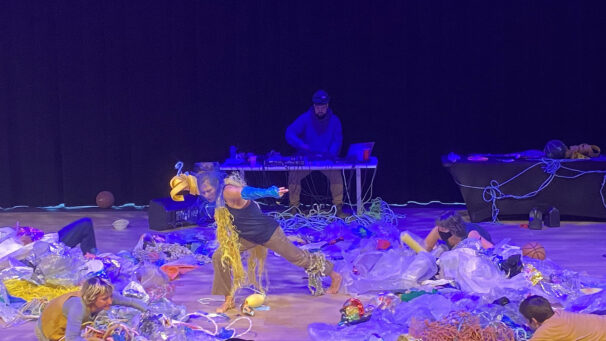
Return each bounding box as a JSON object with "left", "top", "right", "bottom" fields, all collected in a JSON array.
[{"left": 544, "top": 140, "right": 567, "bottom": 159}]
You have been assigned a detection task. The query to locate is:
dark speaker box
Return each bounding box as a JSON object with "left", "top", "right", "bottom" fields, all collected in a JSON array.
[
  {"left": 148, "top": 195, "right": 208, "bottom": 231},
  {"left": 544, "top": 207, "right": 560, "bottom": 227},
  {"left": 528, "top": 207, "right": 543, "bottom": 230}
]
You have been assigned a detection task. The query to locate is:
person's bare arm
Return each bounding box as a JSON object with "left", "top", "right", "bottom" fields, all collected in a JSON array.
[
  {"left": 424, "top": 226, "right": 441, "bottom": 251},
  {"left": 467, "top": 230, "right": 494, "bottom": 249}
]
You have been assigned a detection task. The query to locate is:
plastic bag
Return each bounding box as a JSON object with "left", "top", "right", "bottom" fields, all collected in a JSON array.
[
  {"left": 33, "top": 242, "right": 85, "bottom": 286},
  {"left": 0, "top": 258, "right": 34, "bottom": 282},
  {"left": 148, "top": 298, "right": 186, "bottom": 320},
  {"left": 340, "top": 248, "right": 415, "bottom": 294},
  {"left": 401, "top": 251, "right": 437, "bottom": 286},
  {"left": 123, "top": 281, "right": 150, "bottom": 304},
  {"left": 439, "top": 248, "right": 506, "bottom": 294},
  {"left": 135, "top": 263, "right": 172, "bottom": 299},
  {"left": 566, "top": 289, "right": 606, "bottom": 313}
]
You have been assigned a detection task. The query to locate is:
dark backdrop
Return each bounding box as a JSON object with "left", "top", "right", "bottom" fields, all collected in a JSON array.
[{"left": 1, "top": 1, "right": 605, "bottom": 207}]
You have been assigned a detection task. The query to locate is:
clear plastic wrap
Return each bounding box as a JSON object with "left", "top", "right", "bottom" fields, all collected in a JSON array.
[
  {"left": 401, "top": 251, "right": 438, "bottom": 286},
  {"left": 439, "top": 247, "right": 506, "bottom": 294}
]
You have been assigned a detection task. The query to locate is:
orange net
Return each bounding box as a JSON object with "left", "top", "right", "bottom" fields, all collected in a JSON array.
[{"left": 409, "top": 311, "right": 514, "bottom": 341}]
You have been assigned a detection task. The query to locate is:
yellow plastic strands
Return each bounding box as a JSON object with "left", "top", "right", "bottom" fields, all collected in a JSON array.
[
  {"left": 4, "top": 279, "right": 79, "bottom": 302},
  {"left": 214, "top": 207, "right": 246, "bottom": 295}
]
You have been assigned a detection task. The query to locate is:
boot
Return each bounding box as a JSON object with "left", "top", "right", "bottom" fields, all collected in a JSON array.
[{"left": 336, "top": 205, "right": 351, "bottom": 219}]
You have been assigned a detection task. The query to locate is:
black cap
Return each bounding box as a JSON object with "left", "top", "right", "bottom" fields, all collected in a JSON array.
[{"left": 312, "top": 89, "right": 330, "bottom": 104}]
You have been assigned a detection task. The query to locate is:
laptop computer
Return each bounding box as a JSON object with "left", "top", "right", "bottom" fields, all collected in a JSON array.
[{"left": 345, "top": 142, "right": 375, "bottom": 162}]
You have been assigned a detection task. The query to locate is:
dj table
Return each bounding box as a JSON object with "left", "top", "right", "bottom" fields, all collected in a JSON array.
[
  {"left": 220, "top": 157, "right": 378, "bottom": 215},
  {"left": 443, "top": 156, "right": 606, "bottom": 222}
]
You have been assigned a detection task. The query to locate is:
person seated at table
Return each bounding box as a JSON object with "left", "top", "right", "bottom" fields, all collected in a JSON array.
[
  {"left": 285, "top": 89, "right": 349, "bottom": 218},
  {"left": 519, "top": 295, "right": 606, "bottom": 340},
  {"left": 35, "top": 276, "right": 147, "bottom": 341},
  {"left": 423, "top": 211, "right": 494, "bottom": 251}
]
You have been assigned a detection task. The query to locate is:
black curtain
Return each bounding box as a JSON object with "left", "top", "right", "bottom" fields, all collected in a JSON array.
[{"left": 1, "top": 1, "right": 605, "bottom": 207}]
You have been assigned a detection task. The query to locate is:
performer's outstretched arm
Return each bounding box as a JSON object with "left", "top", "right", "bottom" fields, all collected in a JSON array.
[{"left": 224, "top": 185, "right": 288, "bottom": 202}]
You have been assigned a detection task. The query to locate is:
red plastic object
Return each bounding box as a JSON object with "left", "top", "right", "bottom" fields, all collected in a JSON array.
[{"left": 377, "top": 239, "right": 391, "bottom": 250}]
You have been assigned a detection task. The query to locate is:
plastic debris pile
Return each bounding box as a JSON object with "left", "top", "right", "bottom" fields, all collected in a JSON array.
[{"left": 299, "top": 218, "right": 606, "bottom": 341}]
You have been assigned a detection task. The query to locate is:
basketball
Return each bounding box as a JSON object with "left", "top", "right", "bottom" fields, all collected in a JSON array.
[
  {"left": 96, "top": 191, "right": 115, "bottom": 209},
  {"left": 522, "top": 242, "right": 546, "bottom": 260}
]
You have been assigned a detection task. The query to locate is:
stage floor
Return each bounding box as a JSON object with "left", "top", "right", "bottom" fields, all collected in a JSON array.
[{"left": 1, "top": 207, "right": 605, "bottom": 340}]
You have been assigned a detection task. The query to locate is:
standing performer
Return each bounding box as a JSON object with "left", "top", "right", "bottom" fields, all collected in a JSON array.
[{"left": 173, "top": 166, "right": 341, "bottom": 313}]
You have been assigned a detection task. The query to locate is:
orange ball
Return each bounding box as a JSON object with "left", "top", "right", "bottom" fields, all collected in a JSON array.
[
  {"left": 522, "top": 242, "right": 546, "bottom": 260},
  {"left": 96, "top": 191, "right": 115, "bottom": 209}
]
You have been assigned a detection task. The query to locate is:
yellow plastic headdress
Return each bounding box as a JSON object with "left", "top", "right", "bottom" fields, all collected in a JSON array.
[{"left": 169, "top": 161, "right": 199, "bottom": 201}]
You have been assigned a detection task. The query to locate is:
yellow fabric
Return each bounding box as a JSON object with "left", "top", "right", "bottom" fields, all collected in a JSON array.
[
  {"left": 169, "top": 174, "right": 199, "bottom": 201},
  {"left": 3, "top": 279, "right": 79, "bottom": 302},
  {"left": 530, "top": 310, "right": 606, "bottom": 341},
  {"left": 40, "top": 291, "right": 81, "bottom": 341}
]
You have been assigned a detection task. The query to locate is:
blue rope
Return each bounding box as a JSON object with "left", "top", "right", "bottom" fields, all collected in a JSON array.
[
  {"left": 175, "top": 161, "right": 184, "bottom": 176},
  {"left": 456, "top": 158, "right": 606, "bottom": 222}
]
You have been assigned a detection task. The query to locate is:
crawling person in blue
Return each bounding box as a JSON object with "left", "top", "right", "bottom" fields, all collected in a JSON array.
[{"left": 424, "top": 211, "right": 494, "bottom": 250}]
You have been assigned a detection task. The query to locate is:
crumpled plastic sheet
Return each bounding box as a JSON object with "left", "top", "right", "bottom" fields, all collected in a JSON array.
[
  {"left": 0, "top": 281, "right": 31, "bottom": 325},
  {"left": 309, "top": 291, "right": 535, "bottom": 341},
  {"left": 123, "top": 281, "right": 150, "bottom": 304},
  {"left": 135, "top": 263, "right": 173, "bottom": 300},
  {"left": 392, "top": 294, "right": 455, "bottom": 326},
  {"left": 0, "top": 281, "right": 8, "bottom": 306},
  {"left": 401, "top": 251, "right": 438, "bottom": 286},
  {"left": 339, "top": 248, "right": 416, "bottom": 294},
  {"left": 308, "top": 295, "right": 455, "bottom": 341},
  {"left": 492, "top": 238, "right": 523, "bottom": 260},
  {"left": 0, "top": 304, "right": 19, "bottom": 324},
  {"left": 133, "top": 233, "right": 209, "bottom": 266},
  {"left": 148, "top": 298, "right": 187, "bottom": 321},
  {"left": 309, "top": 306, "right": 404, "bottom": 341},
  {"left": 521, "top": 257, "right": 585, "bottom": 303},
  {"left": 0, "top": 258, "right": 33, "bottom": 282},
  {"left": 29, "top": 241, "right": 86, "bottom": 286},
  {"left": 439, "top": 247, "right": 510, "bottom": 294},
  {"left": 566, "top": 289, "right": 606, "bottom": 314}
]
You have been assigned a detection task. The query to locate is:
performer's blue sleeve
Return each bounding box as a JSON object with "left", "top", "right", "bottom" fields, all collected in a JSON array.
[{"left": 241, "top": 186, "right": 280, "bottom": 200}]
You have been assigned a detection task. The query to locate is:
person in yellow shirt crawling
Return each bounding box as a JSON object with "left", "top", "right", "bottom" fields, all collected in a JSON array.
[
  {"left": 519, "top": 295, "right": 606, "bottom": 341},
  {"left": 35, "top": 276, "right": 147, "bottom": 341}
]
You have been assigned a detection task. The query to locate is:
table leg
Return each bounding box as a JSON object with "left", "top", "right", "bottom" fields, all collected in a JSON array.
[{"left": 356, "top": 168, "right": 362, "bottom": 215}]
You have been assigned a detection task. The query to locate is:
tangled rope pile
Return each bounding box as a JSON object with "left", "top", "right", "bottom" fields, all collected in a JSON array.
[{"left": 270, "top": 198, "right": 402, "bottom": 233}]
